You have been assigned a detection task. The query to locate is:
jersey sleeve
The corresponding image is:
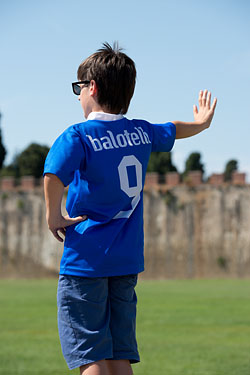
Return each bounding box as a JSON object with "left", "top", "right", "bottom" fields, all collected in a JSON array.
[
  {"left": 43, "top": 126, "right": 85, "bottom": 186},
  {"left": 151, "top": 122, "right": 176, "bottom": 152}
]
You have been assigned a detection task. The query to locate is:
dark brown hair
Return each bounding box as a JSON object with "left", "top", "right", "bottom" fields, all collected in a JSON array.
[{"left": 77, "top": 42, "right": 136, "bottom": 114}]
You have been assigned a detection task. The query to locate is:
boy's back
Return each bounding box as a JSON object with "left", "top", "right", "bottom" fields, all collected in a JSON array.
[{"left": 44, "top": 115, "right": 175, "bottom": 277}]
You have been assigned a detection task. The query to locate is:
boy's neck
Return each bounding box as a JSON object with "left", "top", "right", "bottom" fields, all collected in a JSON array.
[{"left": 89, "top": 104, "right": 118, "bottom": 115}]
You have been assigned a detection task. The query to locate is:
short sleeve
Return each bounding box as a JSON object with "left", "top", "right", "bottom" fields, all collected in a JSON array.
[
  {"left": 43, "top": 126, "right": 85, "bottom": 186},
  {"left": 151, "top": 122, "right": 176, "bottom": 152}
]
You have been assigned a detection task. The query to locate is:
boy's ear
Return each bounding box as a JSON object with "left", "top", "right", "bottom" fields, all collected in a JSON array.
[{"left": 89, "top": 80, "right": 98, "bottom": 96}]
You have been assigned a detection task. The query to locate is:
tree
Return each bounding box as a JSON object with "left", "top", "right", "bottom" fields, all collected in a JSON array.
[
  {"left": 224, "top": 159, "right": 238, "bottom": 181},
  {"left": 0, "top": 113, "right": 7, "bottom": 170},
  {"left": 16, "top": 143, "right": 50, "bottom": 178},
  {"left": 183, "top": 152, "right": 204, "bottom": 179},
  {"left": 0, "top": 164, "right": 17, "bottom": 177},
  {"left": 147, "top": 151, "right": 177, "bottom": 175}
]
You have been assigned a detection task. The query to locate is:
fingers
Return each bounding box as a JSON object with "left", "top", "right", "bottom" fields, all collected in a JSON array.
[
  {"left": 211, "top": 97, "right": 217, "bottom": 112},
  {"left": 59, "top": 228, "right": 66, "bottom": 236},
  {"left": 198, "top": 90, "right": 203, "bottom": 108},
  {"left": 51, "top": 229, "right": 64, "bottom": 242},
  {"left": 202, "top": 89, "right": 208, "bottom": 107},
  {"left": 198, "top": 89, "right": 216, "bottom": 110},
  {"left": 48, "top": 214, "right": 87, "bottom": 243},
  {"left": 63, "top": 215, "right": 88, "bottom": 227},
  {"left": 206, "top": 91, "right": 211, "bottom": 109},
  {"left": 50, "top": 226, "right": 68, "bottom": 243},
  {"left": 193, "top": 105, "right": 198, "bottom": 115},
  {"left": 198, "top": 89, "right": 209, "bottom": 107}
]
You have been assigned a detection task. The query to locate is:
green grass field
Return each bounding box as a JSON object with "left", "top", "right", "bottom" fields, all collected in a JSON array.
[{"left": 0, "top": 279, "right": 249, "bottom": 375}]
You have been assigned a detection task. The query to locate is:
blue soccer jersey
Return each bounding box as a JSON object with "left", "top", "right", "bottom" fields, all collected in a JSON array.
[{"left": 44, "top": 115, "right": 176, "bottom": 277}]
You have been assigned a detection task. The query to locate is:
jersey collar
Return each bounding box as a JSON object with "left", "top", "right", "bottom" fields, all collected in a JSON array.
[{"left": 87, "top": 112, "right": 124, "bottom": 122}]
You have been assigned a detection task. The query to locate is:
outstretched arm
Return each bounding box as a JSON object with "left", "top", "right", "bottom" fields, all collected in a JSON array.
[
  {"left": 44, "top": 173, "right": 86, "bottom": 242},
  {"left": 173, "top": 90, "right": 217, "bottom": 139}
]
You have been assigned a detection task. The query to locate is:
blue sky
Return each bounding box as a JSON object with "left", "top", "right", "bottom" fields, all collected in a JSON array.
[{"left": 1, "top": 0, "right": 250, "bottom": 180}]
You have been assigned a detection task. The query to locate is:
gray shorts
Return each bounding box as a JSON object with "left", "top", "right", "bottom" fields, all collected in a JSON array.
[{"left": 57, "top": 274, "right": 140, "bottom": 370}]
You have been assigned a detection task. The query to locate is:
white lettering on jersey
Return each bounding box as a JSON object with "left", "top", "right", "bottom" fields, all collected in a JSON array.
[{"left": 86, "top": 127, "right": 151, "bottom": 152}]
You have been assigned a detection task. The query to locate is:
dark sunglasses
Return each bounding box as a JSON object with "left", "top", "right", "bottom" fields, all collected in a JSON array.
[{"left": 72, "top": 80, "right": 90, "bottom": 95}]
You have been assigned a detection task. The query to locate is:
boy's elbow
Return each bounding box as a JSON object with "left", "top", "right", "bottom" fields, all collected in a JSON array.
[{"left": 44, "top": 173, "right": 65, "bottom": 187}]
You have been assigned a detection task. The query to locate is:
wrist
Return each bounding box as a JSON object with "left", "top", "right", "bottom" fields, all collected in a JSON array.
[
  {"left": 46, "top": 210, "right": 63, "bottom": 224},
  {"left": 194, "top": 120, "right": 208, "bottom": 129}
]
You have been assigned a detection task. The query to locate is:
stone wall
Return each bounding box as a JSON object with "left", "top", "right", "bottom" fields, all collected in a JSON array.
[
  {"left": 0, "top": 190, "right": 61, "bottom": 277},
  {"left": 143, "top": 185, "right": 250, "bottom": 278},
  {"left": 0, "top": 185, "right": 250, "bottom": 278}
]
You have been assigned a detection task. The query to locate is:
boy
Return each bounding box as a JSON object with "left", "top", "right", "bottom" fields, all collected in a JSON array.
[{"left": 44, "top": 42, "right": 217, "bottom": 375}]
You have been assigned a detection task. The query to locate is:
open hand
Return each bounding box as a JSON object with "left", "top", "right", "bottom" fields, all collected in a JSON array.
[
  {"left": 193, "top": 90, "right": 217, "bottom": 128},
  {"left": 48, "top": 214, "right": 87, "bottom": 242}
]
